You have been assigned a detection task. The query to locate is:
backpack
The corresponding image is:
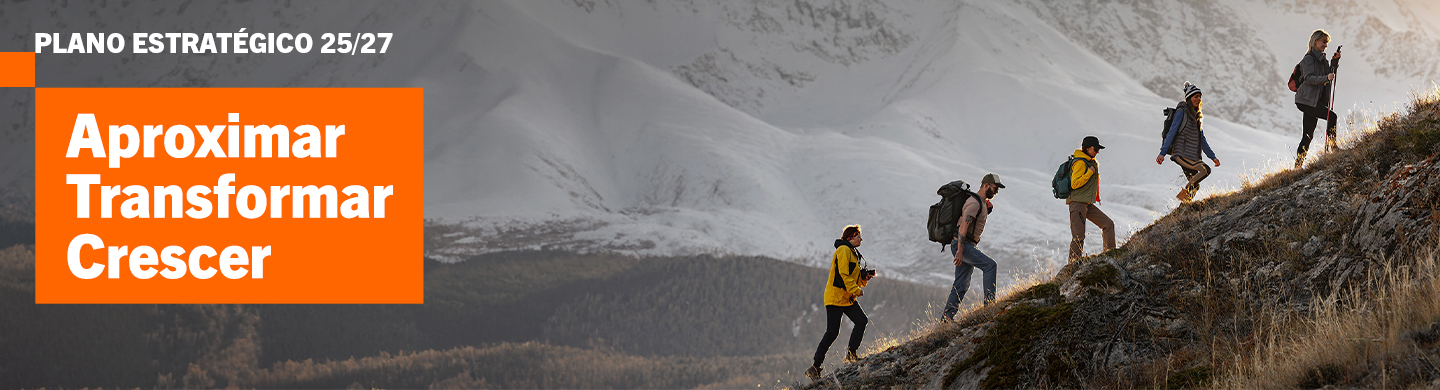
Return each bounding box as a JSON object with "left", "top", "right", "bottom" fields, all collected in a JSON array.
[
  {"left": 1162, "top": 106, "right": 1178, "bottom": 141},
  {"left": 926, "top": 180, "right": 977, "bottom": 246},
  {"left": 1287, "top": 63, "right": 1302, "bottom": 92},
  {"left": 1051, "top": 156, "right": 1095, "bottom": 199}
]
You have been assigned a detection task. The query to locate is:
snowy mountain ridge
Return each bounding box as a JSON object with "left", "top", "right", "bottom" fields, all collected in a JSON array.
[
  {"left": 424, "top": 0, "right": 1440, "bottom": 288},
  {"left": 1025, "top": 0, "right": 1440, "bottom": 133},
  {"left": 3, "top": 0, "right": 1436, "bottom": 289}
]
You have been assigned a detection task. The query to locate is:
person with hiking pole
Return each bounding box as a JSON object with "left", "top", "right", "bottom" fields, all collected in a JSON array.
[
  {"left": 1068, "top": 136, "right": 1115, "bottom": 262},
  {"left": 1157, "top": 82, "right": 1221, "bottom": 203},
  {"left": 806, "top": 224, "right": 874, "bottom": 380},
  {"left": 1293, "top": 29, "right": 1342, "bottom": 168},
  {"left": 940, "top": 173, "right": 1004, "bottom": 323}
]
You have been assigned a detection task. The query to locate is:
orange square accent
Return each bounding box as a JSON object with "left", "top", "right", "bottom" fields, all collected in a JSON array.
[{"left": 0, "top": 52, "right": 36, "bottom": 87}]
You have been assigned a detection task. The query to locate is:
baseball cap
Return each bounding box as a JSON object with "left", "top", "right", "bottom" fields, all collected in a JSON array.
[{"left": 982, "top": 173, "right": 1006, "bottom": 188}]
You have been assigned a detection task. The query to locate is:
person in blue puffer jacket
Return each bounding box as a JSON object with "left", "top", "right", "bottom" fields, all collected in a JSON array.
[{"left": 1157, "top": 82, "right": 1221, "bottom": 203}]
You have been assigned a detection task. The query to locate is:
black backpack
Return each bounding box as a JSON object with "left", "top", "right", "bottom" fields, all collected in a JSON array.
[
  {"left": 926, "top": 180, "right": 977, "bottom": 246},
  {"left": 1162, "top": 106, "right": 1178, "bottom": 141}
]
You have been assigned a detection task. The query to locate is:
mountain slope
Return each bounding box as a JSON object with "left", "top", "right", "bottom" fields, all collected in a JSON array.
[
  {"left": 421, "top": 0, "right": 1307, "bottom": 287},
  {"left": 799, "top": 87, "right": 1440, "bottom": 389},
  {"left": 3, "top": 0, "right": 1438, "bottom": 288},
  {"left": 421, "top": 0, "right": 1440, "bottom": 288}
]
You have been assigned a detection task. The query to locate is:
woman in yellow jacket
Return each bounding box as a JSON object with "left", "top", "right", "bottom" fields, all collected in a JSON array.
[{"left": 806, "top": 225, "right": 872, "bottom": 380}]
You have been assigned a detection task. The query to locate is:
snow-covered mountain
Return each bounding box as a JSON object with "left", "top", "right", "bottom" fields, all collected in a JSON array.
[
  {"left": 4, "top": 0, "right": 1437, "bottom": 288},
  {"left": 422, "top": 0, "right": 1440, "bottom": 286},
  {"left": 1022, "top": 0, "right": 1440, "bottom": 133}
]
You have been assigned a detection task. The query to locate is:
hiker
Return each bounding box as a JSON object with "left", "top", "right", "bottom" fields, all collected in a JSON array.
[
  {"left": 1068, "top": 136, "right": 1115, "bottom": 261},
  {"left": 1294, "top": 29, "right": 1342, "bottom": 168},
  {"left": 807, "top": 224, "right": 874, "bottom": 380},
  {"left": 940, "top": 173, "right": 1004, "bottom": 322},
  {"left": 1157, "top": 82, "right": 1221, "bottom": 202}
]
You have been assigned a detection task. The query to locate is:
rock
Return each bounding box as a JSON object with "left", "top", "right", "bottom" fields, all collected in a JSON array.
[
  {"left": 1410, "top": 322, "right": 1440, "bottom": 346},
  {"left": 1206, "top": 230, "right": 1257, "bottom": 257},
  {"left": 1350, "top": 157, "right": 1440, "bottom": 262},
  {"left": 1132, "top": 263, "right": 1168, "bottom": 284},
  {"left": 1166, "top": 318, "right": 1192, "bottom": 337},
  {"left": 1302, "top": 235, "right": 1325, "bottom": 258}
]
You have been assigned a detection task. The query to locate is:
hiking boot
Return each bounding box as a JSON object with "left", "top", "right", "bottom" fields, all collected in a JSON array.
[
  {"left": 805, "top": 365, "right": 823, "bottom": 380},
  {"left": 1180, "top": 187, "right": 1200, "bottom": 203},
  {"left": 844, "top": 351, "right": 860, "bottom": 363},
  {"left": 939, "top": 315, "right": 954, "bottom": 325},
  {"left": 1294, "top": 152, "right": 1306, "bottom": 169}
]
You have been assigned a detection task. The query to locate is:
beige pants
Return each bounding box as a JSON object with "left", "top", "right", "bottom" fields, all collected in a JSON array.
[
  {"left": 1068, "top": 202, "right": 1115, "bottom": 261},
  {"left": 1172, "top": 155, "right": 1211, "bottom": 194}
]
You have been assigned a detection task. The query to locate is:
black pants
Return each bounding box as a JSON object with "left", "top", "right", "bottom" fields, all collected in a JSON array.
[
  {"left": 1296, "top": 103, "right": 1337, "bottom": 155},
  {"left": 813, "top": 304, "right": 868, "bottom": 366}
]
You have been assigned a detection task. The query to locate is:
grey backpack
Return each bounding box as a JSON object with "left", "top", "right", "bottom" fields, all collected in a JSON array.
[{"left": 926, "top": 180, "right": 976, "bottom": 247}]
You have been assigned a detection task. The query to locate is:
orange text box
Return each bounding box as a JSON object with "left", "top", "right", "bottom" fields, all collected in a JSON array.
[
  {"left": 0, "top": 52, "right": 35, "bottom": 87},
  {"left": 35, "top": 88, "right": 423, "bottom": 303}
]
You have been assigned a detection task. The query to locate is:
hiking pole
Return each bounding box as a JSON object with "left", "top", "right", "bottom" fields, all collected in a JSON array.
[{"left": 1327, "top": 45, "right": 1342, "bottom": 152}]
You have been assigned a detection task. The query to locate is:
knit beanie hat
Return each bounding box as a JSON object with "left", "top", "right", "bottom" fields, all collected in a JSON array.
[{"left": 1184, "top": 82, "right": 1202, "bottom": 100}]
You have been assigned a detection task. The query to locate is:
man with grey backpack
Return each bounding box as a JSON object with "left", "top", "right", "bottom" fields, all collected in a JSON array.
[{"left": 935, "top": 174, "right": 1004, "bottom": 322}]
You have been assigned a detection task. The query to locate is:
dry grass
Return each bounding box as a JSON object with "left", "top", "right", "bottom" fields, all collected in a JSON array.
[
  {"left": 1207, "top": 85, "right": 1440, "bottom": 389},
  {"left": 860, "top": 262, "right": 1055, "bottom": 358},
  {"left": 1217, "top": 251, "right": 1440, "bottom": 389},
  {"left": 1080, "top": 85, "right": 1440, "bottom": 390}
]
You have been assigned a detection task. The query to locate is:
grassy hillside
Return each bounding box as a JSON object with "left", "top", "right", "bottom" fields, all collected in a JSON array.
[
  {"left": 0, "top": 243, "right": 945, "bottom": 388},
  {"left": 803, "top": 86, "right": 1440, "bottom": 389}
]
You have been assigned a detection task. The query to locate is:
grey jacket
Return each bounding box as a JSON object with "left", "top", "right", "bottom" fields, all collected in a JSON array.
[{"left": 1294, "top": 49, "right": 1333, "bottom": 108}]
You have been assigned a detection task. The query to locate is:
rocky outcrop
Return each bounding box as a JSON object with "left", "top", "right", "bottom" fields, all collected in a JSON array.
[
  {"left": 1352, "top": 155, "right": 1440, "bottom": 263},
  {"left": 802, "top": 95, "right": 1440, "bottom": 389}
]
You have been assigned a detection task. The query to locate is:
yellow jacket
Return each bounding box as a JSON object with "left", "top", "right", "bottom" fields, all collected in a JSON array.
[
  {"left": 824, "top": 240, "right": 868, "bottom": 306},
  {"left": 1069, "top": 149, "right": 1100, "bottom": 203}
]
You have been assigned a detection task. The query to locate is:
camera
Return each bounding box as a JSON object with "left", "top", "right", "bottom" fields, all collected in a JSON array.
[{"left": 860, "top": 267, "right": 877, "bottom": 280}]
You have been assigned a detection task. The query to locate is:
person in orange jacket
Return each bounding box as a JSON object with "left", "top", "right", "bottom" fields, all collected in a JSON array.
[{"left": 806, "top": 224, "right": 873, "bottom": 380}]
